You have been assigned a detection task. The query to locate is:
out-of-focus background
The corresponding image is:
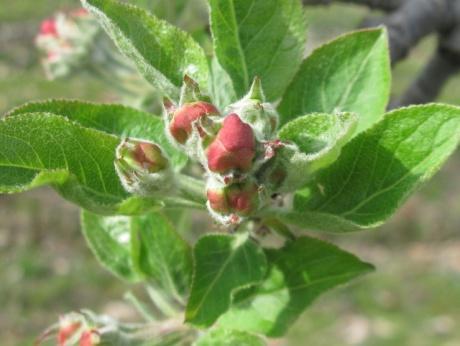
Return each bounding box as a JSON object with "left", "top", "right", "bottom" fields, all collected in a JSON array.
[{"left": 1, "top": 1, "right": 460, "bottom": 345}]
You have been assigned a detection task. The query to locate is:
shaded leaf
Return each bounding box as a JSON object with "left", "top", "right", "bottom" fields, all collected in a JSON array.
[
  {"left": 185, "top": 233, "right": 267, "bottom": 327},
  {"left": 219, "top": 236, "right": 373, "bottom": 336},
  {"left": 81, "top": 211, "right": 139, "bottom": 281},
  {"left": 131, "top": 212, "right": 192, "bottom": 298}
]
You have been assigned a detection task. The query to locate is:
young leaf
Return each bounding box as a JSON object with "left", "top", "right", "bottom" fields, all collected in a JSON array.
[
  {"left": 278, "top": 112, "right": 357, "bottom": 172},
  {"left": 82, "top": 0, "right": 209, "bottom": 99},
  {"left": 81, "top": 211, "right": 139, "bottom": 281},
  {"left": 194, "top": 328, "right": 266, "bottom": 346},
  {"left": 278, "top": 28, "right": 391, "bottom": 134},
  {"left": 0, "top": 113, "right": 141, "bottom": 214},
  {"left": 209, "top": 57, "right": 237, "bottom": 111},
  {"left": 209, "top": 0, "right": 307, "bottom": 101},
  {"left": 131, "top": 212, "right": 192, "bottom": 298},
  {"left": 185, "top": 233, "right": 267, "bottom": 327},
  {"left": 218, "top": 236, "right": 373, "bottom": 337},
  {"left": 6, "top": 99, "right": 187, "bottom": 169},
  {"left": 292, "top": 104, "right": 460, "bottom": 232}
]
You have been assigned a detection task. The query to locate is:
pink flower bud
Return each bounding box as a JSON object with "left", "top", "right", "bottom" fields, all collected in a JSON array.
[
  {"left": 226, "top": 181, "right": 259, "bottom": 216},
  {"left": 79, "top": 330, "right": 100, "bottom": 346},
  {"left": 207, "top": 114, "right": 256, "bottom": 173},
  {"left": 207, "top": 187, "right": 230, "bottom": 214},
  {"left": 169, "top": 101, "right": 220, "bottom": 144},
  {"left": 116, "top": 139, "right": 168, "bottom": 174},
  {"left": 207, "top": 180, "right": 260, "bottom": 217},
  {"left": 57, "top": 321, "right": 82, "bottom": 346},
  {"left": 40, "top": 19, "right": 58, "bottom": 36}
]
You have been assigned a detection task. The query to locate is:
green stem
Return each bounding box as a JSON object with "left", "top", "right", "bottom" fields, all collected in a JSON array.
[
  {"left": 146, "top": 285, "right": 179, "bottom": 318},
  {"left": 124, "top": 291, "right": 157, "bottom": 322},
  {"left": 264, "top": 217, "right": 296, "bottom": 241},
  {"left": 177, "top": 174, "right": 206, "bottom": 204}
]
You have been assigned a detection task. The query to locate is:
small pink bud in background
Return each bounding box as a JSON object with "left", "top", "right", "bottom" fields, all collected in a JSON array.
[
  {"left": 40, "top": 19, "right": 58, "bottom": 36},
  {"left": 169, "top": 101, "right": 220, "bottom": 144},
  {"left": 57, "top": 320, "right": 82, "bottom": 346},
  {"left": 207, "top": 114, "right": 256, "bottom": 173},
  {"left": 79, "top": 330, "right": 100, "bottom": 346}
]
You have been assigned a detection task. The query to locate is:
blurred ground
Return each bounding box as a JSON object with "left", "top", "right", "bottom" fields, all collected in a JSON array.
[{"left": 1, "top": 1, "right": 460, "bottom": 345}]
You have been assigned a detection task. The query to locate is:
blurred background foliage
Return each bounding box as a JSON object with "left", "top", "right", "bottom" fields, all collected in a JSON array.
[{"left": 1, "top": 1, "right": 460, "bottom": 345}]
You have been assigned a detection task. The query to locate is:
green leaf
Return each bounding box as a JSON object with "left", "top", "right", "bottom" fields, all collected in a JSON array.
[
  {"left": 209, "top": 0, "right": 307, "bottom": 101},
  {"left": 195, "top": 328, "right": 266, "bottom": 346},
  {"left": 131, "top": 212, "right": 192, "bottom": 298},
  {"left": 185, "top": 233, "right": 267, "bottom": 327},
  {"left": 219, "top": 236, "right": 373, "bottom": 337},
  {"left": 209, "top": 57, "right": 237, "bottom": 111},
  {"left": 81, "top": 211, "right": 139, "bottom": 281},
  {"left": 82, "top": 0, "right": 208, "bottom": 99},
  {"left": 6, "top": 99, "right": 187, "bottom": 169},
  {"left": 278, "top": 28, "right": 391, "bottom": 134},
  {"left": 292, "top": 104, "right": 460, "bottom": 232},
  {"left": 0, "top": 113, "right": 151, "bottom": 214},
  {"left": 278, "top": 112, "right": 357, "bottom": 172}
]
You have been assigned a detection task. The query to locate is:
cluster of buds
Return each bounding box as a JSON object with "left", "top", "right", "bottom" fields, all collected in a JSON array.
[
  {"left": 35, "top": 8, "right": 100, "bottom": 79},
  {"left": 114, "top": 138, "right": 173, "bottom": 196},
  {"left": 162, "top": 76, "right": 303, "bottom": 226},
  {"left": 36, "top": 312, "right": 101, "bottom": 346}
]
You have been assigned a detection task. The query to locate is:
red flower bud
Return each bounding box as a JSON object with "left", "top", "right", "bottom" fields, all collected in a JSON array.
[
  {"left": 40, "top": 19, "right": 58, "bottom": 36},
  {"left": 207, "top": 114, "right": 256, "bottom": 173},
  {"left": 116, "top": 139, "right": 168, "bottom": 174},
  {"left": 58, "top": 321, "right": 82, "bottom": 346},
  {"left": 207, "top": 180, "right": 259, "bottom": 217},
  {"left": 207, "top": 187, "right": 230, "bottom": 214},
  {"left": 169, "top": 101, "right": 219, "bottom": 144},
  {"left": 226, "top": 182, "right": 259, "bottom": 216},
  {"left": 79, "top": 330, "right": 100, "bottom": 346}
]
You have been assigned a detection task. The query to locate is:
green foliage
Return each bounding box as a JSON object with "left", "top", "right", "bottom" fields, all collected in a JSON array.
[
  {"left": 130, "top": 211, "right": 192, "bottom": 298},
  {"left": 0, "top": 113, "right": 136, "bottom": 213},
  {"left": 291, "top": 104, "right": 460, "bottom": 232},
  {"left": 219, "top": 236, "right": 373, "bottom": 337},
  {"left": 81, "top": 211, "right": 140, "bottom": 281},
  {"left": 209, "top": 0, "right": 307, "bottom": 101},
  {"left": 195, "top": 328, "right": 266, "bottom": 346},
  {"left": 278, "top": 29, "right": 391, "bottom": 134},
  {"left": 279, "top": 112, "right": 357, "bottom": 172},
  {"left": 2, "top": 0, "right": 460, "bottom": 343},
  {"left": 6, "top": 99, "right": 187, "bottom": 169},
  {"left": 186, "top": 233, "right": 267, "bottom": 327},
  {"left": 82, "top": 0, "right": 209, "bottom": 99},
  {"left": 82, "top": 211, "right": 192, "bottom": 298}
]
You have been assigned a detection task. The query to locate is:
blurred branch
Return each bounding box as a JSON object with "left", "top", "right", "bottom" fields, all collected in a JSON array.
[
  {"left": 302, "top": 0, "right": 404, "bottom": 12},
  {"left": 305, "top": 0, "right": 460, "bottom": 106}
]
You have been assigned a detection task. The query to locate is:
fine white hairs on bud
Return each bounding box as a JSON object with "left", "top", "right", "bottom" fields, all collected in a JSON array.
[
  {"left": 114, "top": 138, "right": 173, "bottom": 196},
  {"left": 225, "top": 77, "right": 279, "bottom": 141}
]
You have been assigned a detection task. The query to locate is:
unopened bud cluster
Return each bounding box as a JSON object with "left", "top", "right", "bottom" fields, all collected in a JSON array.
[
  {"left": 36, "top": 8, "right": 100, "bottom": 79},
  {"left": 164, "top": 77, "right": 302, "bottom": 226},
  {"left": 114, "top": 76, "right": 309, "bottom": 226}
]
